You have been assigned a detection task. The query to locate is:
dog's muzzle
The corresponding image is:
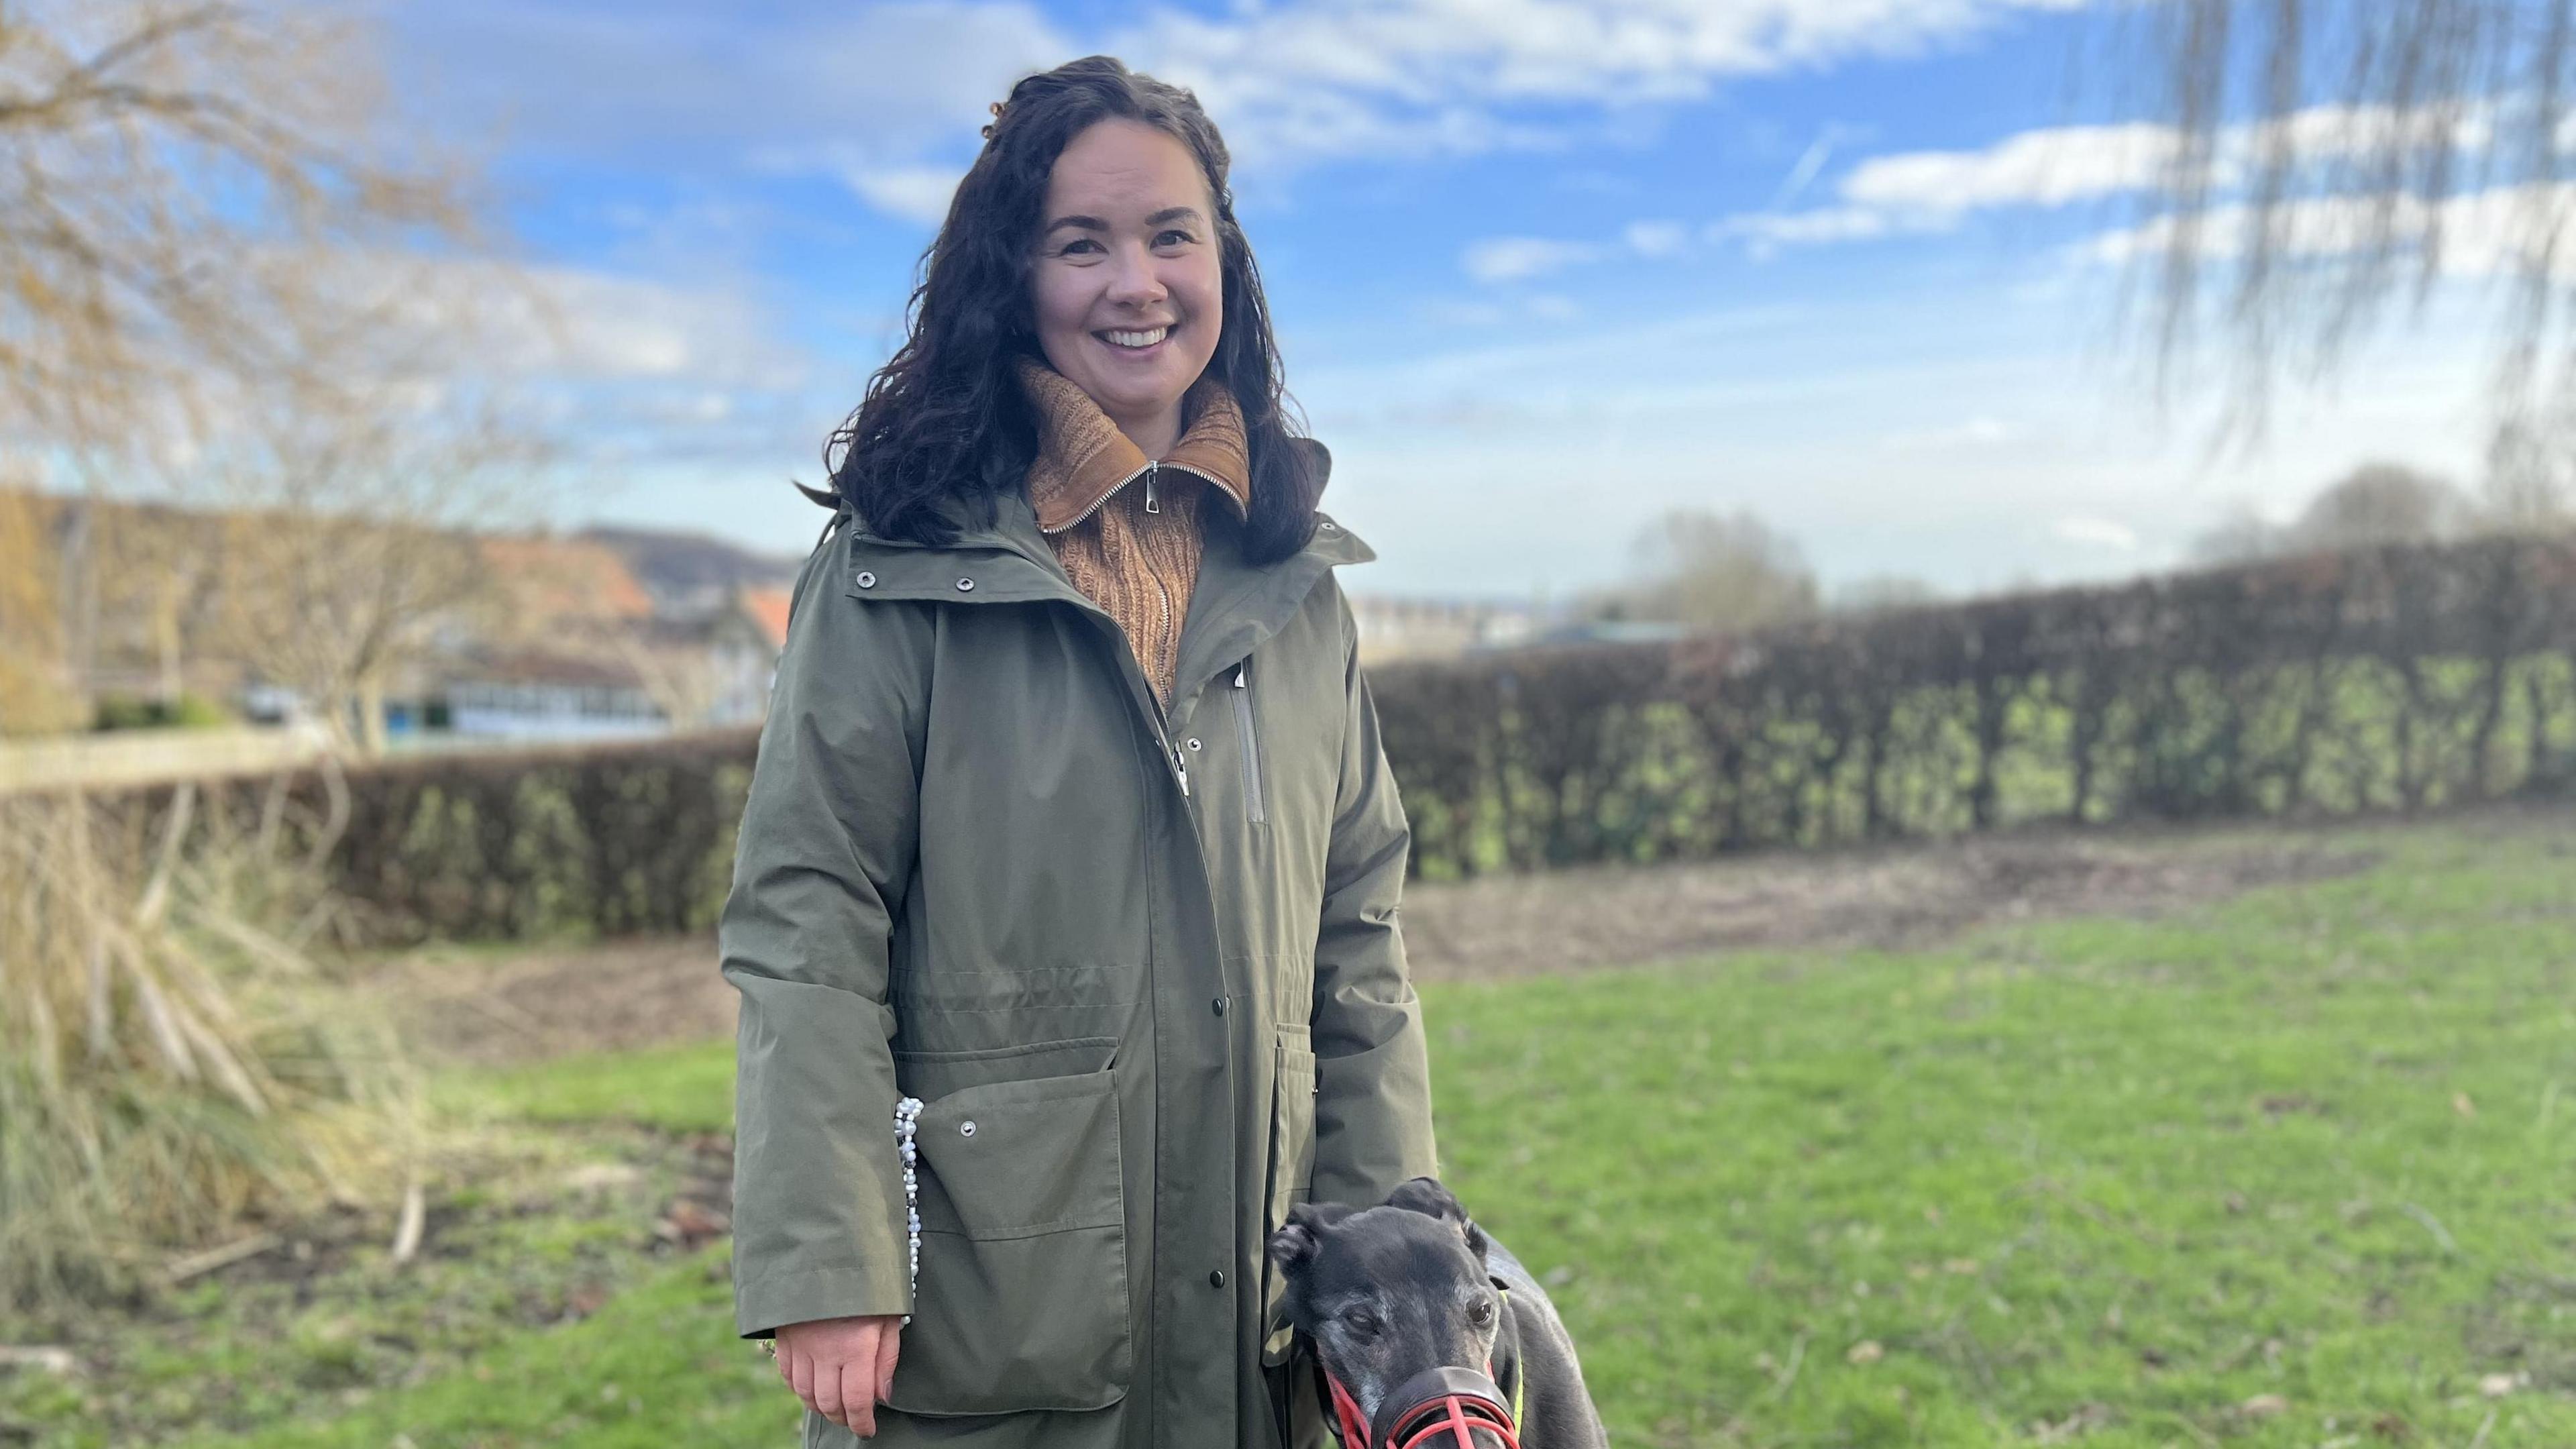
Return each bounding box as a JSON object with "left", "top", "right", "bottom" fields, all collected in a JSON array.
[{"left": 1326, "top": 1364, "right": 1521, "bottom": 1449}]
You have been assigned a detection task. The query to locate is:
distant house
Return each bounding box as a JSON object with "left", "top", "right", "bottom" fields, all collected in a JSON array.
[
  {"left": 700, "top": 585, "right": 792, "bottom": 726},
  {"left": 440, "top": 649, "right": 667, "bottom": 741},
  {"left": 421, "top": 543, "right": 795, "bottom": 742},
  {"left": 1524, "top": 619, "right": 1691, "bottom": 647},
  {"left": 478, "top": 535, "right": 658, "bottom": 629},
  {"left": 1348, "top": 594, "right": 1544, "bottom": 663}
]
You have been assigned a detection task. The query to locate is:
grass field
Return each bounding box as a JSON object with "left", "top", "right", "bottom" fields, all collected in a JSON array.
[{"left": 5, "top": 812, "right": 2569, "bottom": 1447}]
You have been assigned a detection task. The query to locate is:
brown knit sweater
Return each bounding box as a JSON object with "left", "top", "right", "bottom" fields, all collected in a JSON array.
[{"left": 1019, "top": 358, "right": 1251, "bottom": 706}]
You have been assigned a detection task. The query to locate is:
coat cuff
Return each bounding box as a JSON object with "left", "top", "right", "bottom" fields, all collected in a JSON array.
[{"left": 735, "top": 1262, "right": 913, "bottom": 1340}]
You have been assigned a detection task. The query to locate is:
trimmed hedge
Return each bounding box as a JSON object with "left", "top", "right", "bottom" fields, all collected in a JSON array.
[
  {"left": 1376, "top": 533, "right": 2576, "bottom": 875},
  {"left": 95, "top": 533, "right": 2576, "bottom": 943},
  {"left": 141, "top": 730, "right": 763, "bottom": 947}
]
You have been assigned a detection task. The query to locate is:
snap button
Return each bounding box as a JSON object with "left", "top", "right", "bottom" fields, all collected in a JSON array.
[
  {"left": 855, "top": 571, "right": 876, "bottom": 588},
  {"left": 959, "top": 1120, "right": 977, "bottom": 1137},
  {"left": 1320, "top": 521, "right": 1338, "bottom": 531},
  {"left": 1209, "top": 1269, "right": 1227, "bottom": 1289},
  {"left": 1211, "top": 998, "right": 1226, "bottom": 1016},
  {"left": 1186, "top": 738, "right": 1202, "bottom": 751},
  {"left": 955, "top": 577, "right": 975, "bottom": 592}
]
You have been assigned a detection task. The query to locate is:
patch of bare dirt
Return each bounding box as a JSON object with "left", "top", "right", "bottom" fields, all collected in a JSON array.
[
  {"left": 381, "top": 805, "right": 2576, "bottom": 1061},
  {"left": 382, "top": 936, "right": 735, "bottom": 1067},
  {"left": 1396, "top": 829, "right": 2381, "bottom": 981}
]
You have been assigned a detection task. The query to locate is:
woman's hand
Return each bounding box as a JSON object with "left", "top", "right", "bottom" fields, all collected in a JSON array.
[{"left": 774, "top": 1314, "right": 903, "bottom": 1436}]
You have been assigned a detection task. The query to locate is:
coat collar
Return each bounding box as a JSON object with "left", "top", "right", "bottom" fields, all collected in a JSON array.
[
  {"left": 838, "top": 441, "right": 1364, "bottom": 724},
  {"left": 1018, "top": 358, "right": 1251, "bottom": 534}
]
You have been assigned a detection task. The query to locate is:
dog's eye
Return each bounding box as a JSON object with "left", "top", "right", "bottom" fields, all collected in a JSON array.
[
  {"left": 1468, "top": 1299, "right": 1494, "bottom": 1327},
  {"left": 1342, "top": 1309, "right": 1381, "bottom": 1336}
]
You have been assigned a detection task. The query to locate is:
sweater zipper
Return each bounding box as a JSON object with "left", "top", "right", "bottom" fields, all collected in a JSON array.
[
  {"left": 1231, "top": 661, "right": 1264, "bottom": 823},
  {"left": 1042, "top": 458, "right": 1232, "bottom": 535}
]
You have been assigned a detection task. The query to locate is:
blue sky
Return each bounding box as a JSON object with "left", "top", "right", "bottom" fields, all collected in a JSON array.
[{"left": 369, "top": 0, "right": 2500, "bottom": 601}]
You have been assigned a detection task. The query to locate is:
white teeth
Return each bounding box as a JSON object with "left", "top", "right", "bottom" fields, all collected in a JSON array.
[{"left": 1102, "top": 327, "right": 1169, "bottom": 348}]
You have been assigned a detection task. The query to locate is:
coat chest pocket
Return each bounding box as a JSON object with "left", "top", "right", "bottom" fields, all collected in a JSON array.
[
  {"left": 883, "top": 1040, "right": 1131, "bottom": 1416},
  {"left": 1259, "top": 1029, "right": 1318, "bottom": 1366}
]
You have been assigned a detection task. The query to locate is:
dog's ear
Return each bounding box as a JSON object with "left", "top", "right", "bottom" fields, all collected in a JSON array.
[
  {"left": 1387, "top": 1177, "right": 1489, "bottom": 1256},
  {"left": 1387, "top": 1177, "right": 1465, "bottom": 1222},
  {"left": 1268, "top": 1201, "right": 1354, "bottom": 1276},
  {"left": 1267, "top": 1221, "right": 1320, "bottom": 1275}
]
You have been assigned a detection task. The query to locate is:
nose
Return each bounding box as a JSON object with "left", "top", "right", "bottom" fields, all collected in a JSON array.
[{"left": 1104, "top": 239, "right": 1167, "bottom": 309}]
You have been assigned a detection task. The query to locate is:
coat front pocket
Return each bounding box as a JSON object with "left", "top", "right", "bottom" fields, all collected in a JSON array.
[
  {"left": 1259, "top": 1030, "right": 1318, "bottom": 1365},
  {"left": 881, "top": 1067, "right": 1132, "bottom": 1415}
]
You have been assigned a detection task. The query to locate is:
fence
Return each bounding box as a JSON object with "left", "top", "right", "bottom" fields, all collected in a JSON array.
[{"left": 0, "top": 722, "right": 331, "bottom": 796}]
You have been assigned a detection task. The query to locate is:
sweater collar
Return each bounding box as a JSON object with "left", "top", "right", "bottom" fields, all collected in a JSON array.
[{"left": 1017, "top": 356, "right": 1252, "bottom": 534}]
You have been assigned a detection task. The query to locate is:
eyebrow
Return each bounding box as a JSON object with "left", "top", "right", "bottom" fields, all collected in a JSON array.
[{"left": 1041, "top": 205, "right": 1207, "bottom": 235}]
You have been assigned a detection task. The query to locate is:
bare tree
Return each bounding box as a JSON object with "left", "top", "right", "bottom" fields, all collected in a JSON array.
[
  {"left": 2190, "top": 462, "right": 2472, "bottom": 565},
  {"left": 2114, "top": 1, "right": 2575, "bottom": 441},
  {"left": 2, "top": 1, "right": 530, "bottom": 741},
  {"left": 203, "top": 375, "right": 531, "bottom": 755},
  {"left": 2483, "top": 410, "right": 2576, "bottom": 527},
  {"left": 2289, "top": 462, "right": 2470, "bottom": 550},
  {"left": 1604, "top": 508, "right": 1821, "bottom": 631},
  {"left": 0, "top": 1, "right": 470, "bottom": 451},
  {"left": 0, "top": 483, "right": 86, "bottom": 733}
]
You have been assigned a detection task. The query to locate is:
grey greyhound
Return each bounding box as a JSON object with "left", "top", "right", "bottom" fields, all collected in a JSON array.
[{"left": 1267, "top": 1178, "right": 1609, "bottom": 1449}]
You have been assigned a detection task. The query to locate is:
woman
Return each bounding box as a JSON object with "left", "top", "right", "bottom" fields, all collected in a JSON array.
[{"left": 720, "top": 56, "right": 1438, "bottom": 1449}]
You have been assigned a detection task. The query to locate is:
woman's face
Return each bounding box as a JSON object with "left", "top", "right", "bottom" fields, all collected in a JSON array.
[{"left": 1030, "top": 118, "right": 1223, "bottom": 451}]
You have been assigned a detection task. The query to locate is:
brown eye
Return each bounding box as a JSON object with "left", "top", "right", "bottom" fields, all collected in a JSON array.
[{"left": 1468, "top": 1299, "right": 1495, "bottom": 1327}]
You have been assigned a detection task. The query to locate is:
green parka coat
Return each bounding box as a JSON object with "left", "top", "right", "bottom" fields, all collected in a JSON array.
[{"left": 720, "top": 468, "right": 1440, "bottom": 1449}]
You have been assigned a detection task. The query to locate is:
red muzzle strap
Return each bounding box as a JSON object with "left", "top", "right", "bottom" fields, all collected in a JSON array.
[{"left": 1323, "top": 1363, "right": 1520, "bottom": 1449}]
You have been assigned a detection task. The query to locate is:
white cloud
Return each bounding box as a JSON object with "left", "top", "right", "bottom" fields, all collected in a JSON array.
[
  {"left": 1127, "top": 0, "right": 2088, "bottom": 169},
  {"left": 392, "top": 2, "right": 1070, "bottom": 223},
  {"left": 1462, "top": 217, "right": 1695, "bottom": 283},
  {"left": 392, "top": 0, "right": 2098, "bottom": 220},
  {"left": 1707, "top": 204, "right": 1911, "bottom": 253},
  {"left": 1883, "top": 415, "right": 2019, "bottom": 451},
  {"left": 426, "top": 260, "right": 807, "bottom": 390},
  {"left": 1623, "top": 219, "right": 1690, "bottom": 257},
  {"left": 1464, "top": 236, "right": 1608, "bottom": 283},
  {"left": 838, "top": 166, "right": 961, "bottom": 226},
  {"left": 2053, "top": 515, "right": 2139, "bottom": 550},
  {"left": 2082, "top": 182, "right": 2576, "bottom": 283},
  {"left": 1711, "top": 99, "right": 2504, "bottom": 254},
  {"left": 1839, "top": 121, "right": 2176, "bottom": 212}
]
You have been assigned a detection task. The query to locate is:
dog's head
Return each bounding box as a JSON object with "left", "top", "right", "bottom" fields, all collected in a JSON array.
[{"left": 1268, "top": 1177, "right": 1511, "bottom": 1448}]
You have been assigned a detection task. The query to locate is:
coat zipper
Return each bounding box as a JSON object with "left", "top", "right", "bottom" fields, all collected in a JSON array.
[{"left": 1231, "top": 662, "right": 1264, "bottom": 823}]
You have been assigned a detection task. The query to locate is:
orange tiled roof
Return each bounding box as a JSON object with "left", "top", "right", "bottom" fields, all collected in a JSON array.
[
  {"left": 481, "top": 536, "right": 655, "bottom": 623},
  {"left": 739, "top": 586, "right": 792, "bottom": 650}
]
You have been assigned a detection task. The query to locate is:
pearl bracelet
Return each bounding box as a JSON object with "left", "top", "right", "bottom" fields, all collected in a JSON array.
[{"left": 894, "top": 1095, "right": 924, "bottom": 1327}]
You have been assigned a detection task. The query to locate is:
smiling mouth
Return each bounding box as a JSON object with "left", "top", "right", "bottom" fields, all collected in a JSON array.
[{"left": 1098, "top": 325, "right": 1171, "bottom": 350}]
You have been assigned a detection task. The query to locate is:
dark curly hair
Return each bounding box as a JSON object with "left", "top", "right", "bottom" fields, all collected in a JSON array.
[{"left": 819, "top": 56, "right": 1324, "bottom": 565}]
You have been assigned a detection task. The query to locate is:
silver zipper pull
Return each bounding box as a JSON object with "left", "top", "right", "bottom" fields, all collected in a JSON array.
[
  {"left": 1171, "top": 741, "right": 1189, "bottom": 795},
  {"left": 1144, "top": 462, "right": 1160, "bottom": 514},
  {"left": 1234, "top": 663, "right": 1248, "bottom": 688}
]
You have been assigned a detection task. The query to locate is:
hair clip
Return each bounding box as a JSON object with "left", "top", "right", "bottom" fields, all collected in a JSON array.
[{"left": 980, "top": 100, "right": 1008, "bottom": 142}]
